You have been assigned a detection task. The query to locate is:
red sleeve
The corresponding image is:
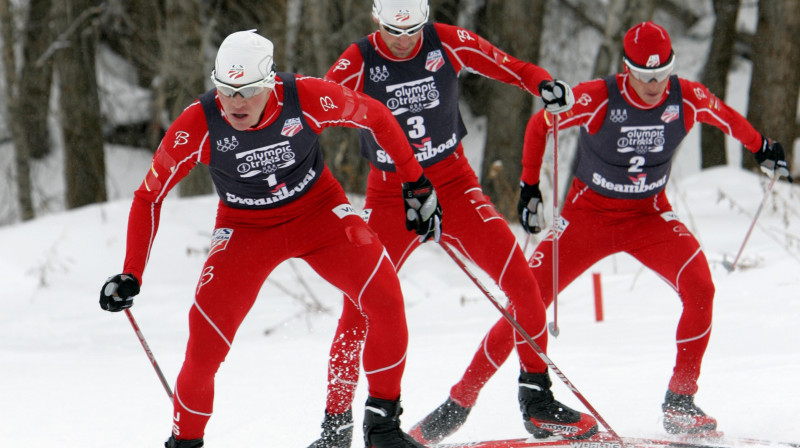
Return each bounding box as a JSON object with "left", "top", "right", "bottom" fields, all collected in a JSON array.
[
  {"left": 296, "top": 76, "right": 423, "bottom": 182},
  {"left": 324, "top": 43, "right": 366, "bottom": 92},
  {"left": 521, "top": 79, "right": 609, "bottom": 184},
  {"left": 434, "top": 22, "right": 552, "bottom": 96},
  {"left": 678, "top": 78, "right": 763, "bottom": 152},
  {"left": 122, "top": 102, "right": 210, "bottom": 283}
]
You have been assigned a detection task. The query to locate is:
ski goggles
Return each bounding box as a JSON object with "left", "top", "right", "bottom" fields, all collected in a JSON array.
[
  {"left": 623, "top": 52, "right": 675, "bottom": 83},
  {"left": 210, "top": 71, "right": 276, "bottom": 99},
  {"left": 378, "top": 13, "right": 428, "bottom": 37}
]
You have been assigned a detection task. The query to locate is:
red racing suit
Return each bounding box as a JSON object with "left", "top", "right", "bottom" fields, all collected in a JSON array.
[
  {"left": 120, "top": 73, "right": 424, "bottom": 439},
  {"left": 321, "top": 22, "right": 556, "bottom": 414},
  {"left": 448, "top": 73, "right": 764, "bottom": 403}
]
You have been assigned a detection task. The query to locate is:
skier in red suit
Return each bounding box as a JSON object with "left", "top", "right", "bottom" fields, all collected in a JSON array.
[
  {"left": 307, "top": 1, "right": 598, "bottom": 447},
  {"left": 99, "top": 30, "right": 441, "bottom": 448},
  {"left": 429, "top": 21, "right": 790, "bottom": 438}
]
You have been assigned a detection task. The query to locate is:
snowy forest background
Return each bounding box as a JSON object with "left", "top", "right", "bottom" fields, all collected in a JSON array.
[{"left": 0, "top": 0, "right": 799, "bottom": 226}]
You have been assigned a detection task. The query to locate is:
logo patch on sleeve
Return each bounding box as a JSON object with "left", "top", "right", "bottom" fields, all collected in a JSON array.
[
  {"left": 208, "top": 228, "right": 233, "bottom": 257},
  {"left": 660, "top": 211, "right": 679, "bottom": 222},
  {"left": 332, "top": 204, "right": 361, "bottom": 219}
]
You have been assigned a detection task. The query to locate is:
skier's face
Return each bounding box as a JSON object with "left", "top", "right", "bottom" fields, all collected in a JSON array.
[
  {"left": 628, "top": 74, "right": 670, "bottom": 106},
  {"left": 217, "top": 87, "right": 271, "bottom": 130},
  {"left": 376, "top": 18, "right": 424, "bottom": 58}
]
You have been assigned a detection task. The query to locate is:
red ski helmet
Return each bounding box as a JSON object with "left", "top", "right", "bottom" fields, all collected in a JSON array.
[{"left": 623, "top": 21, "right": 675, "bottom": 82}]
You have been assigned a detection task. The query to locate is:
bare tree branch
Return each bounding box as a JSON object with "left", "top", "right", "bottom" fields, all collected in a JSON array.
[{"left": 36, "top": 4, "right": 104, "bottom": 67}]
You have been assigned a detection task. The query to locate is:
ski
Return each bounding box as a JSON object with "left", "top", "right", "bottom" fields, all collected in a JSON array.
[
  {"left": 434, "top": 432, "right": 800, "bottom": 448},
  {"left": 733, "top": 438, "right": 800, "bottom": 448}
]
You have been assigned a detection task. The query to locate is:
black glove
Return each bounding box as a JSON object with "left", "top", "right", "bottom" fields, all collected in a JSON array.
[
  {"left": 517, "top": 182, "right": 545, "bottom": 234},
  {"left": 100, "top": 273, "right": 140, "bottom": 312},
  {"left": 402, "top": 174, "right": 442, "bottom": 243},
  {"left": 754, "top": 137, "right": 790, "bottom": 179},
  {"left": 538, "top": 79, "right": 574, "bottom": 114}
]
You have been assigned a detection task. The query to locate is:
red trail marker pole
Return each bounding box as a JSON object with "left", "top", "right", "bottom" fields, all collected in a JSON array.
[{"left": 592, "top": 272, "right": 604, "bottom": 322}]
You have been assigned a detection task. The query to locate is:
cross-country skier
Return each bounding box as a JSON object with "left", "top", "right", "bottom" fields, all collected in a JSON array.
[
  {"left": 418, "top": 21, "right": 791, "bottom": 439},
  {"left": 306, "top": 1, "right": 598, "bottom": 447},
  {"left": 98, "top": 30, "right": 442, "bottom": 448}
]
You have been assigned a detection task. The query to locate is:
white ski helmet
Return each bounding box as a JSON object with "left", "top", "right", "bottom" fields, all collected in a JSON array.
[
  {"left": 372, "top": 0, "right": 429, "bottom": 28},
  {"left": 212, "top": 30, "right": 276, "bottom": 87}
]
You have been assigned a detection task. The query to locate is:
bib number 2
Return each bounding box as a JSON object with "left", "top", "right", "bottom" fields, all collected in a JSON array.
[{"left": 628, "top": 155, "right": 645, "bottom": 173}]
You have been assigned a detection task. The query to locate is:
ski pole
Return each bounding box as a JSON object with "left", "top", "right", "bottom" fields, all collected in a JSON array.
[
  {"left": 125, "top": 309, "right": 174, "bottom": 401},
  {"left": 549, "top": 113, "right": 560, "bottom": 337},
  {"left": 521, "top": 234, "right": 532, "bottom": 257},
  {"left": 439, "top": 242, "right": 624, "bottom": 445},
  {"left": 722, "top": 175, "right": 778, "bottom": 272}
]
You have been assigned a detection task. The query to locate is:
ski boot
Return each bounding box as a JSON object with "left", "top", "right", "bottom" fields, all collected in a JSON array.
[
  {"left": 409, "top": 397, "right": 472, "bottom": 444},
  {"left": 662, "top": 390, "right": 718, "bottom": 434},
  {"left": 519, "top": 371, "right": 598, "bottom": 439},
  {"left": 307, "top": 408, "right": 354, "bottom": 448},
  {"left": 165, "top": 435, "right": 204, "bottom": 448},
  {"left": 363, "top": 396, "right": 424, "bottom": 448}
]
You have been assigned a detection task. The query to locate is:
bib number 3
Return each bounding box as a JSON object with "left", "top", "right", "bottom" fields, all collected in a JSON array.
[{"left": 407, "top": 116, "right": 426, "bottom": 139}]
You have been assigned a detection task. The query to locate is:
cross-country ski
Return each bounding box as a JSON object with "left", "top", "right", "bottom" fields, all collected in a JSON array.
[{"left": 435, "top": 432, "right": 800, "bottom": 448}]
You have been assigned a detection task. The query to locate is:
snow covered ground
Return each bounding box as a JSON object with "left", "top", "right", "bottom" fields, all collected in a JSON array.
[{"left": 1, "top": 166, "right": 799, "bottom": 447}]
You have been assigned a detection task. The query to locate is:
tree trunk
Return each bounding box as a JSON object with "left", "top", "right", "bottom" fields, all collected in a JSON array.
[
  {"left": 1, "top": 0, "right": 55, "bottom": 220},
  {"left": 592, "top": 0, "right": 627, "bottom": 79},
  {"left": 562, "top": 0, "right": 656, "bottom": 207},
  {"left": 22, "top": 0, "right": 55, "bottom": 160},
  {"left": 432, "top": 0, "right": 459, "bottom": 24},
  {"left": 306, "top": 0, "right": 332, "bottom": 77},
  {"left": 0, "top": 0, "right": 34, "bottom": 220},
  {"left": 744, "top": 0, "right": 800, "bottom": 174},
  {"left": 102, "top": 0, "right": 163, "bottom": 150},
  {"left": 55, "top": 0, "right": 107, "bottom": 209},
  {"left": 309, "top": 0, "right": 373, "bottom": 194},
  {"left": 478, "top": 0, "right": 545, "bottom": 220},
  {"left": 159, "top": 0, "right": 212, "bottom": 197},
  {"left": 592, "top": 0, "right": 656, "bottom": 79},
  {"left": 284, "top": 0, "right": 302, "bottom": 72},
  {"left": 111, "top": 0, "right": 162, "bottom": 88},
  {"left": 700, "top": 0, "right": 739, "bottom": 168}
]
